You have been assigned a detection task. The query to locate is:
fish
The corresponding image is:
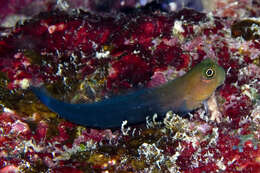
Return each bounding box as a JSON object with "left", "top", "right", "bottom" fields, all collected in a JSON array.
[{"left": 32, "top": 58, "right": 225, "bottom": 128}]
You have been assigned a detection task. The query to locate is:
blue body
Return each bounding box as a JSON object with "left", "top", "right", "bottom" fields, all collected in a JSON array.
[{"left": 32, "top": 87, "right": 165, "bottom": 128}]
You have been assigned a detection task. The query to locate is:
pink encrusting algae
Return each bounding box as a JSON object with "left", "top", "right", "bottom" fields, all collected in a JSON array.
[{"left": 0, "top": 0, "right": 259, "bottom": 172}]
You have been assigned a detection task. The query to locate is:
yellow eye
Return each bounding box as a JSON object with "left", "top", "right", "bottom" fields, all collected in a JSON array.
[{"left": 205, "top": 68, "right": 215, "bottom": 78}]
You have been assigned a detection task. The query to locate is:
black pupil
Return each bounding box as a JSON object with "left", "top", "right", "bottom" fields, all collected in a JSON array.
[{"left": 206, "top": 69, "right": 214, "bottom": 76}]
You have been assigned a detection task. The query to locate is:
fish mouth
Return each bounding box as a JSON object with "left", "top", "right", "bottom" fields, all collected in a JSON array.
[{"left": 218, "top": 66, "right": 226, "bottom": 86}]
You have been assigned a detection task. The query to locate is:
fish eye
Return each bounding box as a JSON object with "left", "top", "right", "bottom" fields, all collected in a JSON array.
[{"left": 205, "top": 68, "right": 215, "bottom": 78}]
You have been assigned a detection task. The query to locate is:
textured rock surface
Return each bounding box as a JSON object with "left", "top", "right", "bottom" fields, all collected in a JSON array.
[{"left": 0, "top": 0, "right": 259, "bottom": 172}]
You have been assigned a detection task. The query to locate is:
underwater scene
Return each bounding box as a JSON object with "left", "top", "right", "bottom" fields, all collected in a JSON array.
[{"left": 0, "top": 0, "right": 259, "bottom": 172}]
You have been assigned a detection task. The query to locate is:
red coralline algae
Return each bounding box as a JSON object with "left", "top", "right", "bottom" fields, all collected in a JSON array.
[
  {"left": 153, "top": 42, "right": 187, "bottom": 70},
  {"left": 107, "top": 54, "right": 151, "bottom": 90},
  {"left": 0, "top": 1, "right": 259, "bottom": 172}
]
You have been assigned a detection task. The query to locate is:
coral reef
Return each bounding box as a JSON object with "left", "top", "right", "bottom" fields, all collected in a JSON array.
[{"left": 0, "top": 0, "right": 259, "bottom": 172}]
